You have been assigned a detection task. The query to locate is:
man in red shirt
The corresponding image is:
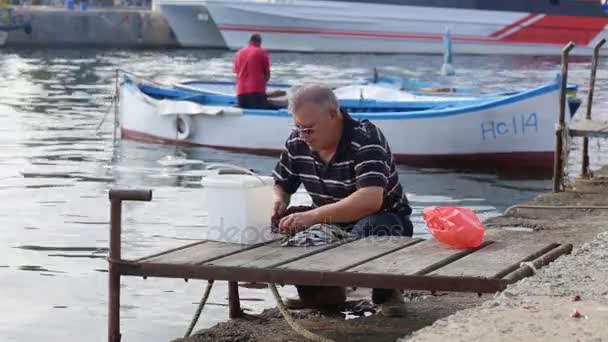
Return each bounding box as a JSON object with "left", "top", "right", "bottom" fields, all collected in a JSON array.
[{"left": 233, "top": 33, "right": 271, "bottom": 109}]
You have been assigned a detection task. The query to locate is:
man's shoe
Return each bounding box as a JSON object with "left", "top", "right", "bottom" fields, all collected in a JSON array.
[
  {"left": 284, "top": 287, "right": 346, "bottom": 310},
  {"left": 380, "top": 290, "right": 406, "bottom": 317},
  {"left": 284, "top": 297, "right": 312, "bottom": 310}
]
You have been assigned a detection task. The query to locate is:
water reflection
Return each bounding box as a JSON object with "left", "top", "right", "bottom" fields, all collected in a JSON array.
[{"left": 1, "top": 48, "right": 607, "bottom": 342}]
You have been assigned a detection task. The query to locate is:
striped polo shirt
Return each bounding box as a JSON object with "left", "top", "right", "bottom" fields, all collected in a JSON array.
[{"left": 272, "top": 111, "right": 411, "bottom": 216}]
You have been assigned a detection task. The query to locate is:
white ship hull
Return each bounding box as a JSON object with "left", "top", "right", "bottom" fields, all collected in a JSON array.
[
  {"left": 159, "top": 0, "right": 226, "bottom": 48},
  {"left": 162, "top": 0, "right": 608, "bottom": 54}
]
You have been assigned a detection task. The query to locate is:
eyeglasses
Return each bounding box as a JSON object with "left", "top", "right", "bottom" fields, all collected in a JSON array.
[{"left": 292, "top": 126, "right": 315, "bottom": 136}]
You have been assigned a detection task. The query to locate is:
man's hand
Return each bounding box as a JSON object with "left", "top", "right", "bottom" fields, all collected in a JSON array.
[
  {"left": 278, "top": 211, "right": 317, "bottom": 234},
  {"left": 272, "top": 198, "right": 288, "bottom": 221},
  {"left": 271, "top": 185, "right": 290, "bottom": 229}
]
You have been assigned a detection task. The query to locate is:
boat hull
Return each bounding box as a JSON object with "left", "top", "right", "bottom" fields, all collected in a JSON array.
[
  {"left": 121, "top": 127, "right": 554, "bottom": 177},
  {"left": 119, "top": 77, "right": 567, "bottom": 177},
  {"left": 205, "top": 0, "right": 608, "bottom": 55},
  {"left": 159, "top": 2, "right": 226, "bottom": 48}
]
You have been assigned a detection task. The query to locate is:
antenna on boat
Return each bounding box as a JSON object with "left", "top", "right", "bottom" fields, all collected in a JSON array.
[
  {"left": 373, "top": 67, "right": 379, "bottom": 83},
  {"left": 440, "top": 27, "right": 455, "bottom": 76}
]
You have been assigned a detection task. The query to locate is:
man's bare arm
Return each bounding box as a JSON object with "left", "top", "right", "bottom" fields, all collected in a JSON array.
[{"left": 310, "top": 187, "right": 383, "bottom": 223}]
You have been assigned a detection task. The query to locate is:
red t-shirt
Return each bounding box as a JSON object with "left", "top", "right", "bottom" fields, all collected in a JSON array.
[{"left": 233, "top": 42, "right": 270, "bottom": 96}]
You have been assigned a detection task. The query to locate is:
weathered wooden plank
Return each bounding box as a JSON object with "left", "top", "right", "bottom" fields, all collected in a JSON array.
[
  {"left": 134, "top": 240, "right": 209, "bottom": 262},
  {"left": 348, "top": 239, "right": 492, "bottom": 275},
  {"left": 431, "top": 241, "right": 558, "bottom": 278},
  {"left": 119, "top": 261, "right": 507, "bottom": 293},
  {"left": 206, "top": 238, "right": 359, "bottom": 268},
  {"left": 569, "top": 119, "right": 608, "bottom": 138},
  {"left": 279, "top": 236, "right": 421, "bottom": 272},
  {"left": 142, "top": 240, "right": 275, "bottom": 265}
]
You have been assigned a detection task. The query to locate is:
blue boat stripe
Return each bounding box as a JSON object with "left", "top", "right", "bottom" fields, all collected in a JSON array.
[
  {"left": 241, "top": 79, "right": 559, "bottom": 120},
  {"left": 124, "top": 73, "right": 562, "bottom": 121}
]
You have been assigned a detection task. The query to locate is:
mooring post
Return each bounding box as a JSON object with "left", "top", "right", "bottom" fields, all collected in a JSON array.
[
  {"left": 582, "top": 38, "right": 606, "bottom": 178},
  {"left": 228, "top": 281, "right": 242, "bottom": 319},
  {"left": 553, "top": 41, "right": 576, "bottom": 193},
  {"left": 108, "top": 197, "right": 122, "bottom": 342},
  {"left": 107, "top": 189, "right": 152, "bottom": 342}
]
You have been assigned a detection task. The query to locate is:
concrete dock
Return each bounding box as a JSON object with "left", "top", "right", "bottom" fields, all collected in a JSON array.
[{"left": 4, "top": 6, "right": 178, "bottom": 48}]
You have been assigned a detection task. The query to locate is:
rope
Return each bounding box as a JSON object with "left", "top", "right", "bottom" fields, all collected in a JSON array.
[
  {"left": 184, "top": 280, "right": 215, "bottom": 338},
  {"left": 115, "top": 68, "right": 167, "bottom": 88},
  {"left": 95, "top": 71, "right": 118, "bottom": 131},
  {"left": 519, "top": 261, "right": 537, "bottom": 274},
  {"left": 95, "top": 92, "right": 116, "bottom": 132},
  {"left": 504, "top": 204, "right": 608, "bottom": 216},
  {"left": 113, "top": 69, "right": 120, "bottom": 145},
  {"left": 95, "top": 69, "right": 120, "bottom": 133},
  {"left": 269, "top": 284, "right": 335, "bottom": 342}
]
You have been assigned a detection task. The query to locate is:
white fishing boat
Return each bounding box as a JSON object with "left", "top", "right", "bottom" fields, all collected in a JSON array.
[{"left": 116, "top": 72, "right": 579, "bottom": 177}]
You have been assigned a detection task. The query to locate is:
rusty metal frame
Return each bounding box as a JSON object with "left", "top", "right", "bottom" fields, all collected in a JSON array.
[
  {"left": 107, "top": 188, "right": 573, "bottom": 342},
  {"left": 503, "top": 243, "right": 573, "bottom": 284},
  {"left": 582, "top": 38, "right": 606, "bottom": 178},
  {"left": 492, "top": 243, "right": 559, "bottom": 279},
  {"left": 553, "top": 41, "right": 576, "bottom": 192},
  {"left": 116, "top": 260, "right": 507, "bottom": 293},
  {"left": 108, "top": 189, "right": 152, "bottom": 342}
]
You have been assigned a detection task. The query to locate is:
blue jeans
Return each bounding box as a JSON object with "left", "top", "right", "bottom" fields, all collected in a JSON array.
[
  {"left": 295, "top": 210, "right": 414, "bottom": 305},
  {"left": 347, "top": 211, "right": 413, "bottom": 238}
]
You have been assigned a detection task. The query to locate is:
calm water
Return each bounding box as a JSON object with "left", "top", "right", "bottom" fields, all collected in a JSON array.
[{"left": 1, "top": 48, "right": 607, "bottom": 342}]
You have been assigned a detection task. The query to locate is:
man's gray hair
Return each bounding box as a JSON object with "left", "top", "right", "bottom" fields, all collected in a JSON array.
[{"left": 288, "top": 83, "right": 339, "bottom": 114}]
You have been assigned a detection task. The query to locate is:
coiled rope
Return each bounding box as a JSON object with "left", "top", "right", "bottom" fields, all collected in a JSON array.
[
  {"left": 184, "top": 280, "right": 215, "bottom": 338},
  {"left": 504, "top": 204, "right": 608, "bottom": 216},
  {"left": 269, "top": 284, "right": 335, "bottom": 342}
]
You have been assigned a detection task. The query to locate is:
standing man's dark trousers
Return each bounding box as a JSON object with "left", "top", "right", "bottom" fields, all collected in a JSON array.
[
  {"left": 237, "top": 92, "right": 269, "bottom": 109},
  {"left": 288, "top": 210, "right": 414, "bottom": 307}
]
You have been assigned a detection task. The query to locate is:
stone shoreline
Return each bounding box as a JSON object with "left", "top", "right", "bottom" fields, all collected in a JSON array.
[{"left": 406, "top": 231, "right": 608, "bottom": 341}]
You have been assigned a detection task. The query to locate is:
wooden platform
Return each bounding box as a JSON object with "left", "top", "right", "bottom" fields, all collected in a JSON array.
[
  {"left": 568, "top": 119, "right": 608, "bottom": 138},
  {"left": 106, "top": 189, "right": 573, "bottom": 342},
  {"left": 121, "top": 236, "right": 568, "bottom": 293}
]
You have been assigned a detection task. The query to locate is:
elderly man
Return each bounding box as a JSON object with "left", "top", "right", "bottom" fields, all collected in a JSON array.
[{"left": 271, "top": 84, "right": 413, "bottom": 316}]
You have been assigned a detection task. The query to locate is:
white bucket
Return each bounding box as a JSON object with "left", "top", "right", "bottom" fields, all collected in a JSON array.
[{"left": 201, "top": 174, "right": 280, "bottom": 245}]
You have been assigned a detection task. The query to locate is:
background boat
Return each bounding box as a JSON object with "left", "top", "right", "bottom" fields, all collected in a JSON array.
[
  {"left": 118, "top": 72, "right": 579, "bottom": 177},
  {"left": 159, "top": 0, "right": 608, "bottom": 54},
  {"left": 0, "top": 8, "right": 32, "bottom": 47},
  {"left": 157, "top": 0, "right": 226, "bottom": 48}
]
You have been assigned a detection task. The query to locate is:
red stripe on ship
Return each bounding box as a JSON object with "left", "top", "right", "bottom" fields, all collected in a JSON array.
[
  {"left": 489, "top": 13, "right": 539, "bottom": 38},
  {"left": 219, "top": 14, "right": 608, "bottom": 45},
  {"left": 217, "top": 24, "right": 495, "bottom": 42},
  {"left": 498, "top": 15, "right": 608, "bottom": 45}
]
